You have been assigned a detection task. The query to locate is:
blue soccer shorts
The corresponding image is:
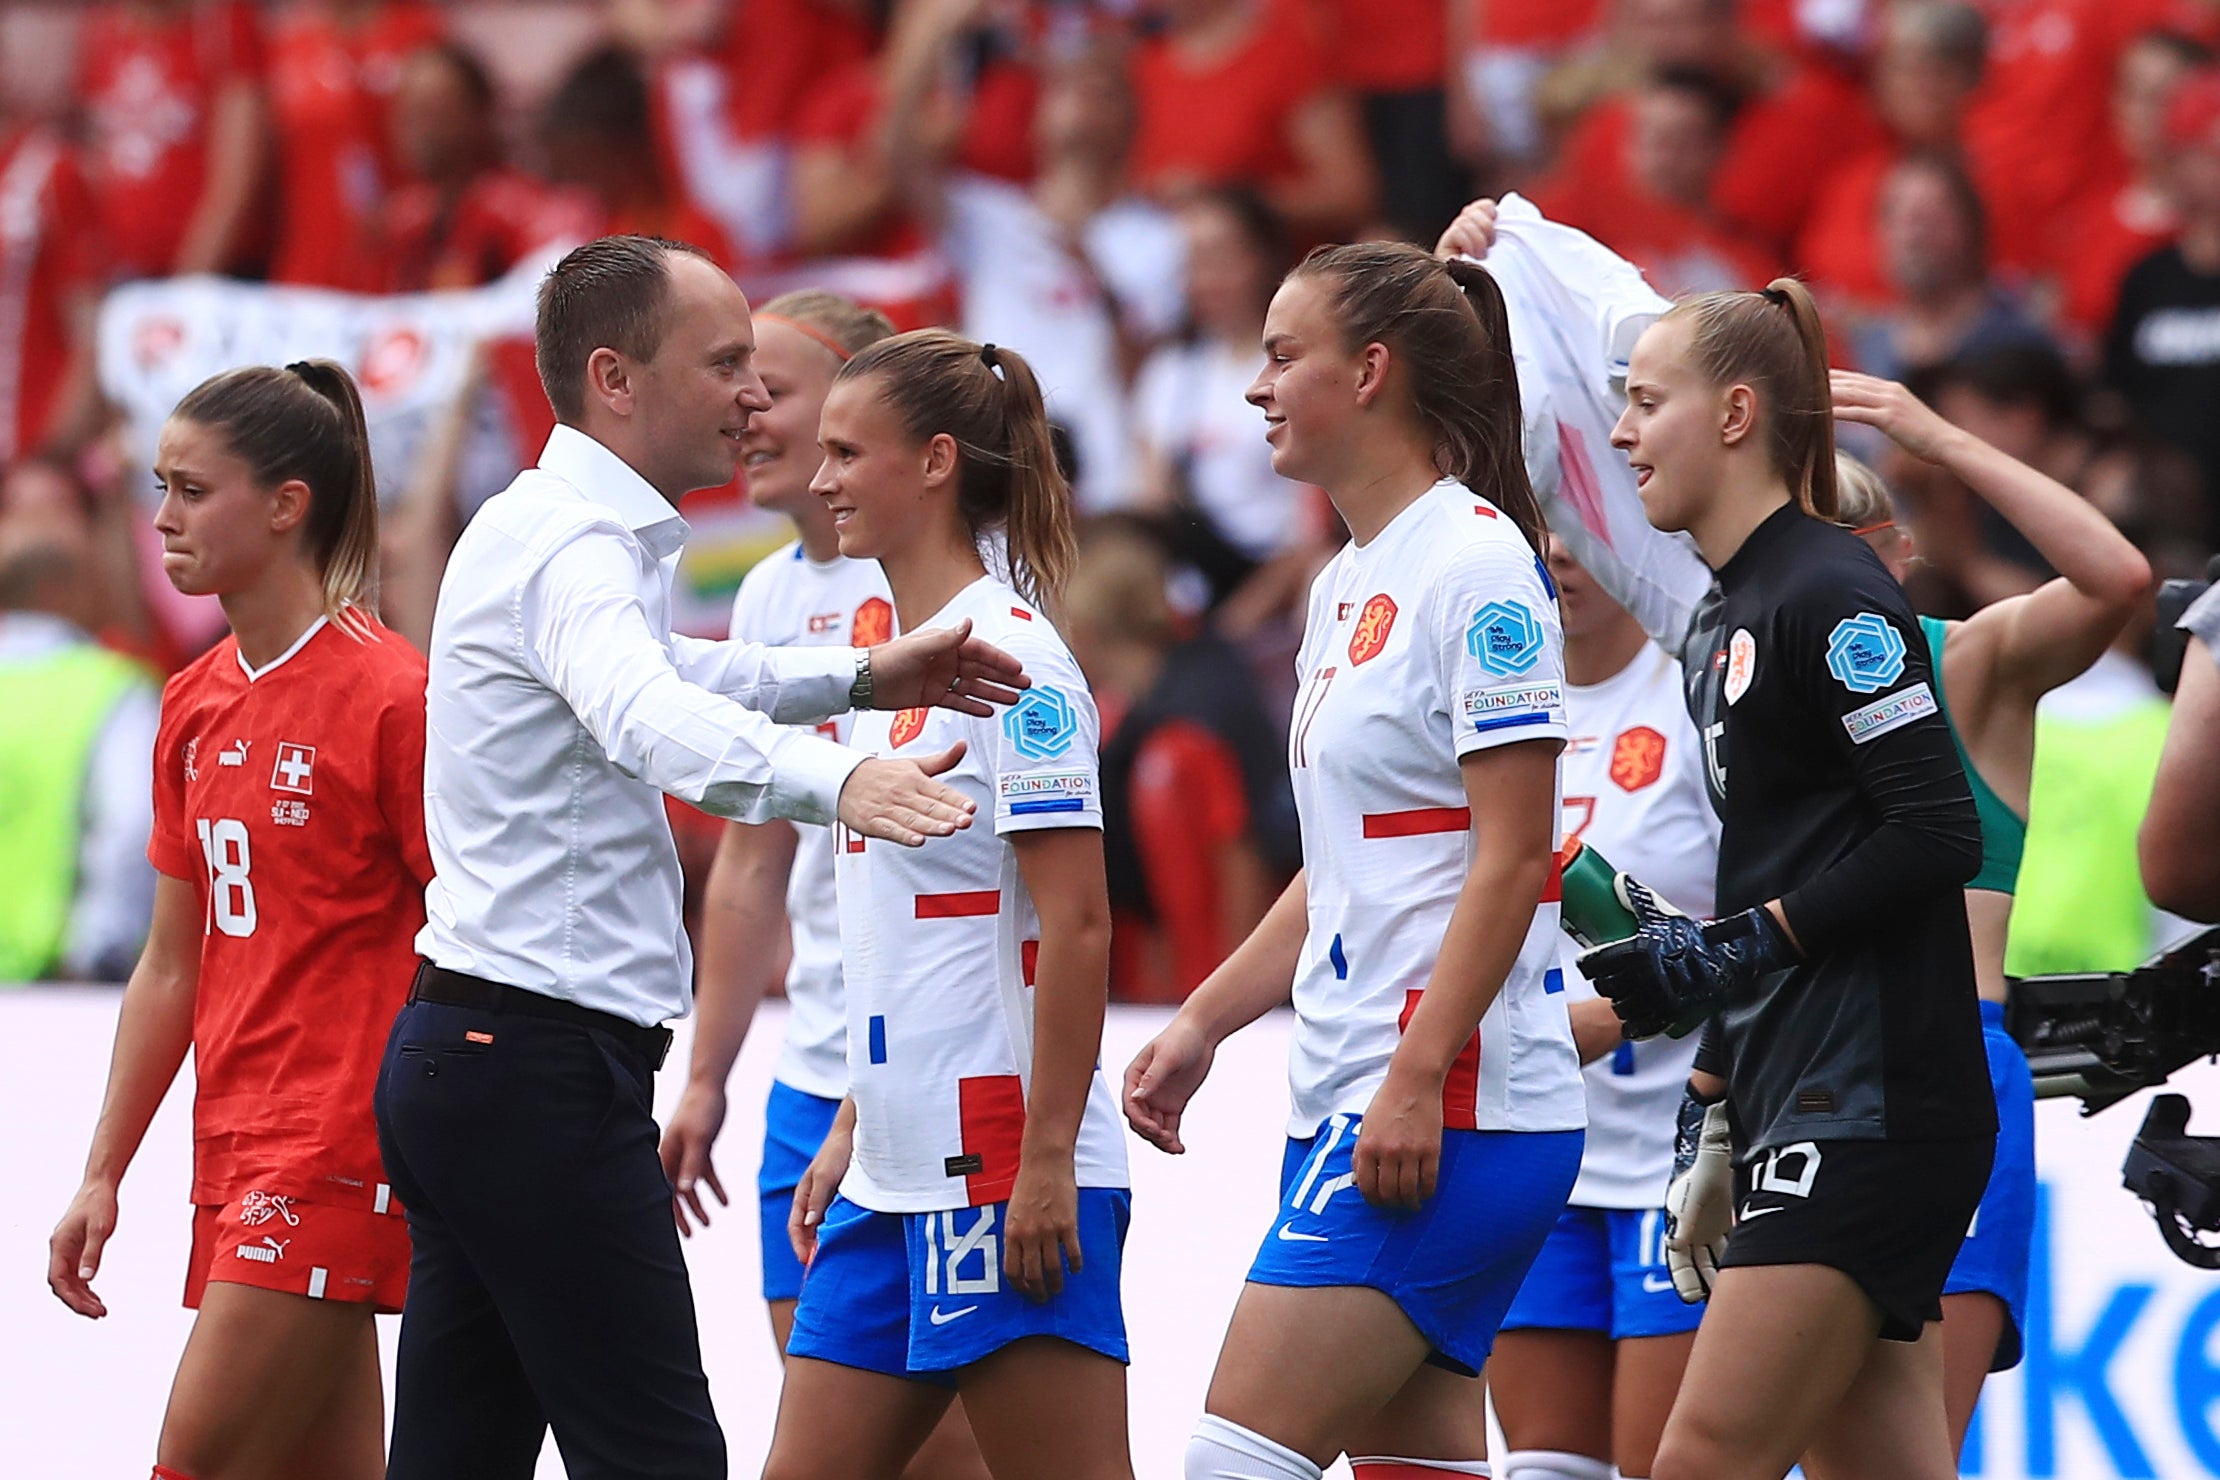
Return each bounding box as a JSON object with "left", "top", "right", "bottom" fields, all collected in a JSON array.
[
  {"left": 1499, "top": 1204, "right": 1705, "bottom": 1340},
  {"left": 1246, "top": 1114, "right": 1582, "bottom": 1375},
  {"left": 1941, "top": 1001, "right": 2033, "bottom": 1371},
  {"left": 784, "top": 1187, "right": 1131, "bottom": 1380},
  {"left": 759, "top": 1081, "right": 844, "bottom": 1303}
]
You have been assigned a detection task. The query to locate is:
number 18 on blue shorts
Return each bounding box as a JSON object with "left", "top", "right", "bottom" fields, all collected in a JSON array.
[
  {"left": 785, "top": 1187, "right": 1132, "bottom": 1380},
  {"left": 1247, "top": 1114, "right": 1582, "bottom": 1376}
]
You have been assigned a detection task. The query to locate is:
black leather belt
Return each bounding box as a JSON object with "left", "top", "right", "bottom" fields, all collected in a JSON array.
[{"left": 409, "top": 962, "right": 674, "bottom": 1070}]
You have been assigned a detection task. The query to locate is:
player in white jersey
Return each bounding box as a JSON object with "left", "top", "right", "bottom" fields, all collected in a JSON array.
[
  {"left": 1488, "top": 544, "right": 1719, "bottom": 1480},
  {"left": 1126, "top": 242, "right": 1584, "bottom": 1480},
  {"left": 655, "top": 291, "right": 992, "bottom": 1480},
  {"left": 765, "top": 330, "right": 1134, "bottom": 1480}
]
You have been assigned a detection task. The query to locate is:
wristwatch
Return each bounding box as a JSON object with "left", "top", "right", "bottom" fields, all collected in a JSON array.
[{"left": 848, "top": 647, "right": 874, "bottom": 711}]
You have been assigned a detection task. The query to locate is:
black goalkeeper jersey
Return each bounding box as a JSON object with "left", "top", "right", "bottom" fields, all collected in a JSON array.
[{"left": 1684, "top": 504, "right": 1995, "bottom": 1155}]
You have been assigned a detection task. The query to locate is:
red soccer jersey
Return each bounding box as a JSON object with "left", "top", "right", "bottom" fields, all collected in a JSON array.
[
  {"left": 267, "top": 2, "right": 446, "bottom": 290},
  {"left": 147, "top": 616, "right": 431, "bottom": 1210},
  {"left": 1551, "top": 68, "right": 1882, "bottom": 260},
  {"left": 1964, "top": 0, "right": 2171, "bottom": 225},
  {"left": 376, "top": 170, "right": 588, "bottom": 293},
  {"left": 1131, "top": 0, "right": 1333, "bottom": 196},
  {"left": 1324, "top": 0, "right": 1446, "bottom": 92},
  {"left": 0, "top": 126, "right": 101, "bottom": 460},
  {"left": 77, "top": 0, "right": 266, "bottom": 280},
  {"left": 1794, "top": 141, "right": 2045, "bottom": 304}
]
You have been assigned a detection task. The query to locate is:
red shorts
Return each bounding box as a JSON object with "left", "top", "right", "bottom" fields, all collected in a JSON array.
[{"left": 185, "top": 1189, "right": 410, "bottom": 1313}]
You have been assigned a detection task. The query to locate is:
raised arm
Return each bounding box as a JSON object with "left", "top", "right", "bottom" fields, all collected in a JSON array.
[
  {"left": 1831, "top": 371, "right": 2151, "bottom": 702},
  {"left": 2141, "top": 628, "right": 2220, "bottom": 922},
  {"left": 173, "top": 74, "right": 266, "bottom": 276},
  {"left": 873, "top": 0, "right": 989, "bottom": 231}
]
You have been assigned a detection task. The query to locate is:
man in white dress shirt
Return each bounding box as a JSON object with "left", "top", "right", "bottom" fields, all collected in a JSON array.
[{"left": 375, "top": 236, "right": 1029, "bottom": 1480}]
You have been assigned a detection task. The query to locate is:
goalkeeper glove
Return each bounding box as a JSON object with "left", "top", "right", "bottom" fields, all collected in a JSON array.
[
  {"left": 1663, "top": 1090, "right": 1734, "bottom": 1303},
  {"left": 1579, "top": 880, "right": 1798, "bottom": 1040}
]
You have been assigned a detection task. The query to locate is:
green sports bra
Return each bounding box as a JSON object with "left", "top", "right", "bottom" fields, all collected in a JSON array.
[{"left": 1920, "top": 615, "right": 2027, "bottom": 896}]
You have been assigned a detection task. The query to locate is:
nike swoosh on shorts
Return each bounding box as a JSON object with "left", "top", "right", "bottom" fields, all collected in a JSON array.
[
  {"left": 929, "top": 1305, "right": 979, "bottom": 1325},
  {"left": 1275, "top": 1226, "right": 1329, "bottom": 1243}
]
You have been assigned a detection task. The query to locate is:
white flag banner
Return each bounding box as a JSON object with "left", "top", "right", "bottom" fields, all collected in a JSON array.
[
  {"left": 95, "top": 257, "right": 554, "bottom": 506},
  {"left": 1478, "top": 193, "right": 1714, "bottom": 658}
]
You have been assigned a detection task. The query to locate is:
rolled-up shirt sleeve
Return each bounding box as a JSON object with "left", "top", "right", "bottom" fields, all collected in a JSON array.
[
  {"left": 520, "top": 528, "right": 862, "bottom": 824},
  {"left": 668, "top": 632, "right": 856, "bottom": 724}
]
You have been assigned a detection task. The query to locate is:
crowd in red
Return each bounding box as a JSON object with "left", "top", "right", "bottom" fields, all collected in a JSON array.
[{"left": 2, "top": 0, "right": 2218, "bottom": 998}]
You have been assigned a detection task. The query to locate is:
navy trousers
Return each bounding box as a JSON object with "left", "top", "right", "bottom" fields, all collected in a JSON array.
[{"left": 374, "top": 997, "right": 725, "bottom": 1479}]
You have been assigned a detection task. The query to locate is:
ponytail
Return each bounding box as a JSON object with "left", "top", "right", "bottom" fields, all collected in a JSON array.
[
  {"left": 1293, "top": 241, "right": 1545, "bottom": 552},
  {"left": 982, "top": 346, "right": 1077, "bottom": 610},
  {"left": 836, "top": 330, "right": 1078, "bottom": 611},
  {"left": 171, "top": 359, "right": 382, "bottom": 633},
  {"left": 1442, "top": 256, "right": 1546, "bottom": 549},
  {"left": 1664, "top": 278, "right": 1839, "bottom": 521}
]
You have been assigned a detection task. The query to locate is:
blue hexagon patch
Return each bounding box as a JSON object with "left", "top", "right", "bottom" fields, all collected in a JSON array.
[
  {"left": 1466, "top": 600, "right": 1544, "bottom": 677},
  {"left": 1825, "top": 613, "right": 1906, "bottom": 694},
  {"left": 1003, "top": 686, "right": 1078, "bottom": 760}
]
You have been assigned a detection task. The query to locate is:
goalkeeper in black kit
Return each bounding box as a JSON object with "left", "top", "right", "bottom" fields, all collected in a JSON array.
[{"left": 1570, "top": 275, "right": 1994, "bottom": 1480}]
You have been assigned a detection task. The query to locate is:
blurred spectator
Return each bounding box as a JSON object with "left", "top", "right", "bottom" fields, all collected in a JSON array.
[
  {"left": 789, "top": 1, "right": 1034, "bottom": 251},
  {"left": 1320, "top": 0, "right": 1465, "bottom": 241},
  {"left": 377, "top": 42, "right": 583, "bottom": 292},
  {"left": 1064, "top": 518, "right": 1292, "bottom": 1000},
  {"left": 539, "top": 43, "right": 736, "bottom": 262},
  {"left": 1540, "top": 0, "right": 1884, "bottom": 257},
  {"left": 266, "top": 0, "right": 445, "bottom": 290},
  {"left": 75, "top": 0, "right": 268, "bottom": 279},
  {"left": 1536, "top": 65, "right": 1781, "bottom": 293},
  {"left": 1846, "top": 151, "right": 2053, "bottom": 379},
  {"left": 1450, "top": 0, "right": 1605, "bottom": 171},
  {"left": 619, "top": 0, "right": 876, "bottom": 264},
  {"left": 2056, "top": 28, "right": 2209, "bottom": 337},
  {"left": 883, "top": 10, "right": 1185, "bottom": 508},
  {"left": 0, "top": 492, "right": 158, "bottom": 982},
  {"left": 1797, "top": 2, "right": 2041, "bottom": 304},
  {"left": 1132, "top": 188, "right": 1310, "bottom": 598},
  {"left": 1128, "top": 0, "right": 1378, "bottom": 239},
  {"left": 1964, "top": 0, "right": 2159, "bottom": 233},
  {"left": 0, "top": 105, "right": 103, "bottom": 462},
  {"left": 2103, "top": 68, "right": 2220, "bottom": 538}
]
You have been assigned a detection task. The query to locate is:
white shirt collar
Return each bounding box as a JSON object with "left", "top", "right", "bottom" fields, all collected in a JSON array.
[
  {"left": 238, "top": 614, "right": 329, "bottom": 682},
  {"left": 538, "top": 424, "right": 691, "bottom": 560}
]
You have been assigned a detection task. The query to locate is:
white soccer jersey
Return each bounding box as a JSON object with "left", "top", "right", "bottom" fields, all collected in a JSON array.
[
  {"left": 1285, "top": 480, "right": 1585, "bottom": 1139},
  {"left": 836, "top": 574, "right": 1130, "bottom": 1212},
  {"left": 1558, "top": 641, "right": 1720, "bottom": 1207},
  {"left": 725, "top": 542, "right": 896, "bottom": 1100}
]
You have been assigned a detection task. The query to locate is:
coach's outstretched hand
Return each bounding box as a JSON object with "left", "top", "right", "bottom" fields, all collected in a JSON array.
[
  {"left": 838, "top": 743, "right": 976, "bottom": 847},
  {"left": 870, "top": 618, "right": 1029, "bottom": 716}
]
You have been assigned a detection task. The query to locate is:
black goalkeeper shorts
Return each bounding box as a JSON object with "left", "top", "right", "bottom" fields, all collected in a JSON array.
[{"left": 1718, "top": 1135, "right": 1995, "bottom": 1344}]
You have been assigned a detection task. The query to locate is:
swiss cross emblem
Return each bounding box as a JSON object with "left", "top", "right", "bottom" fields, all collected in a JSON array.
[
  {"left": 852, "top": 596, "right": 893, "bottom": 648},
  {"left": 1609, "top": 726, "right": 1667, "bottom": 792},
  {"left": 270, "top": 742, "right": 316, "bottom": 796},
  {"left": 1347, "top": 594, "right": 1398, "bottom": 665},
  {"left": 889, "top": 709, "right": 928, "bottom": 748}
]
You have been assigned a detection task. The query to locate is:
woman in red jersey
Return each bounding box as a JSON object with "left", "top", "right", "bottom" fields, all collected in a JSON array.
[{"left": 48, "top": 360, "right": 430, "bottom": 1480}]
